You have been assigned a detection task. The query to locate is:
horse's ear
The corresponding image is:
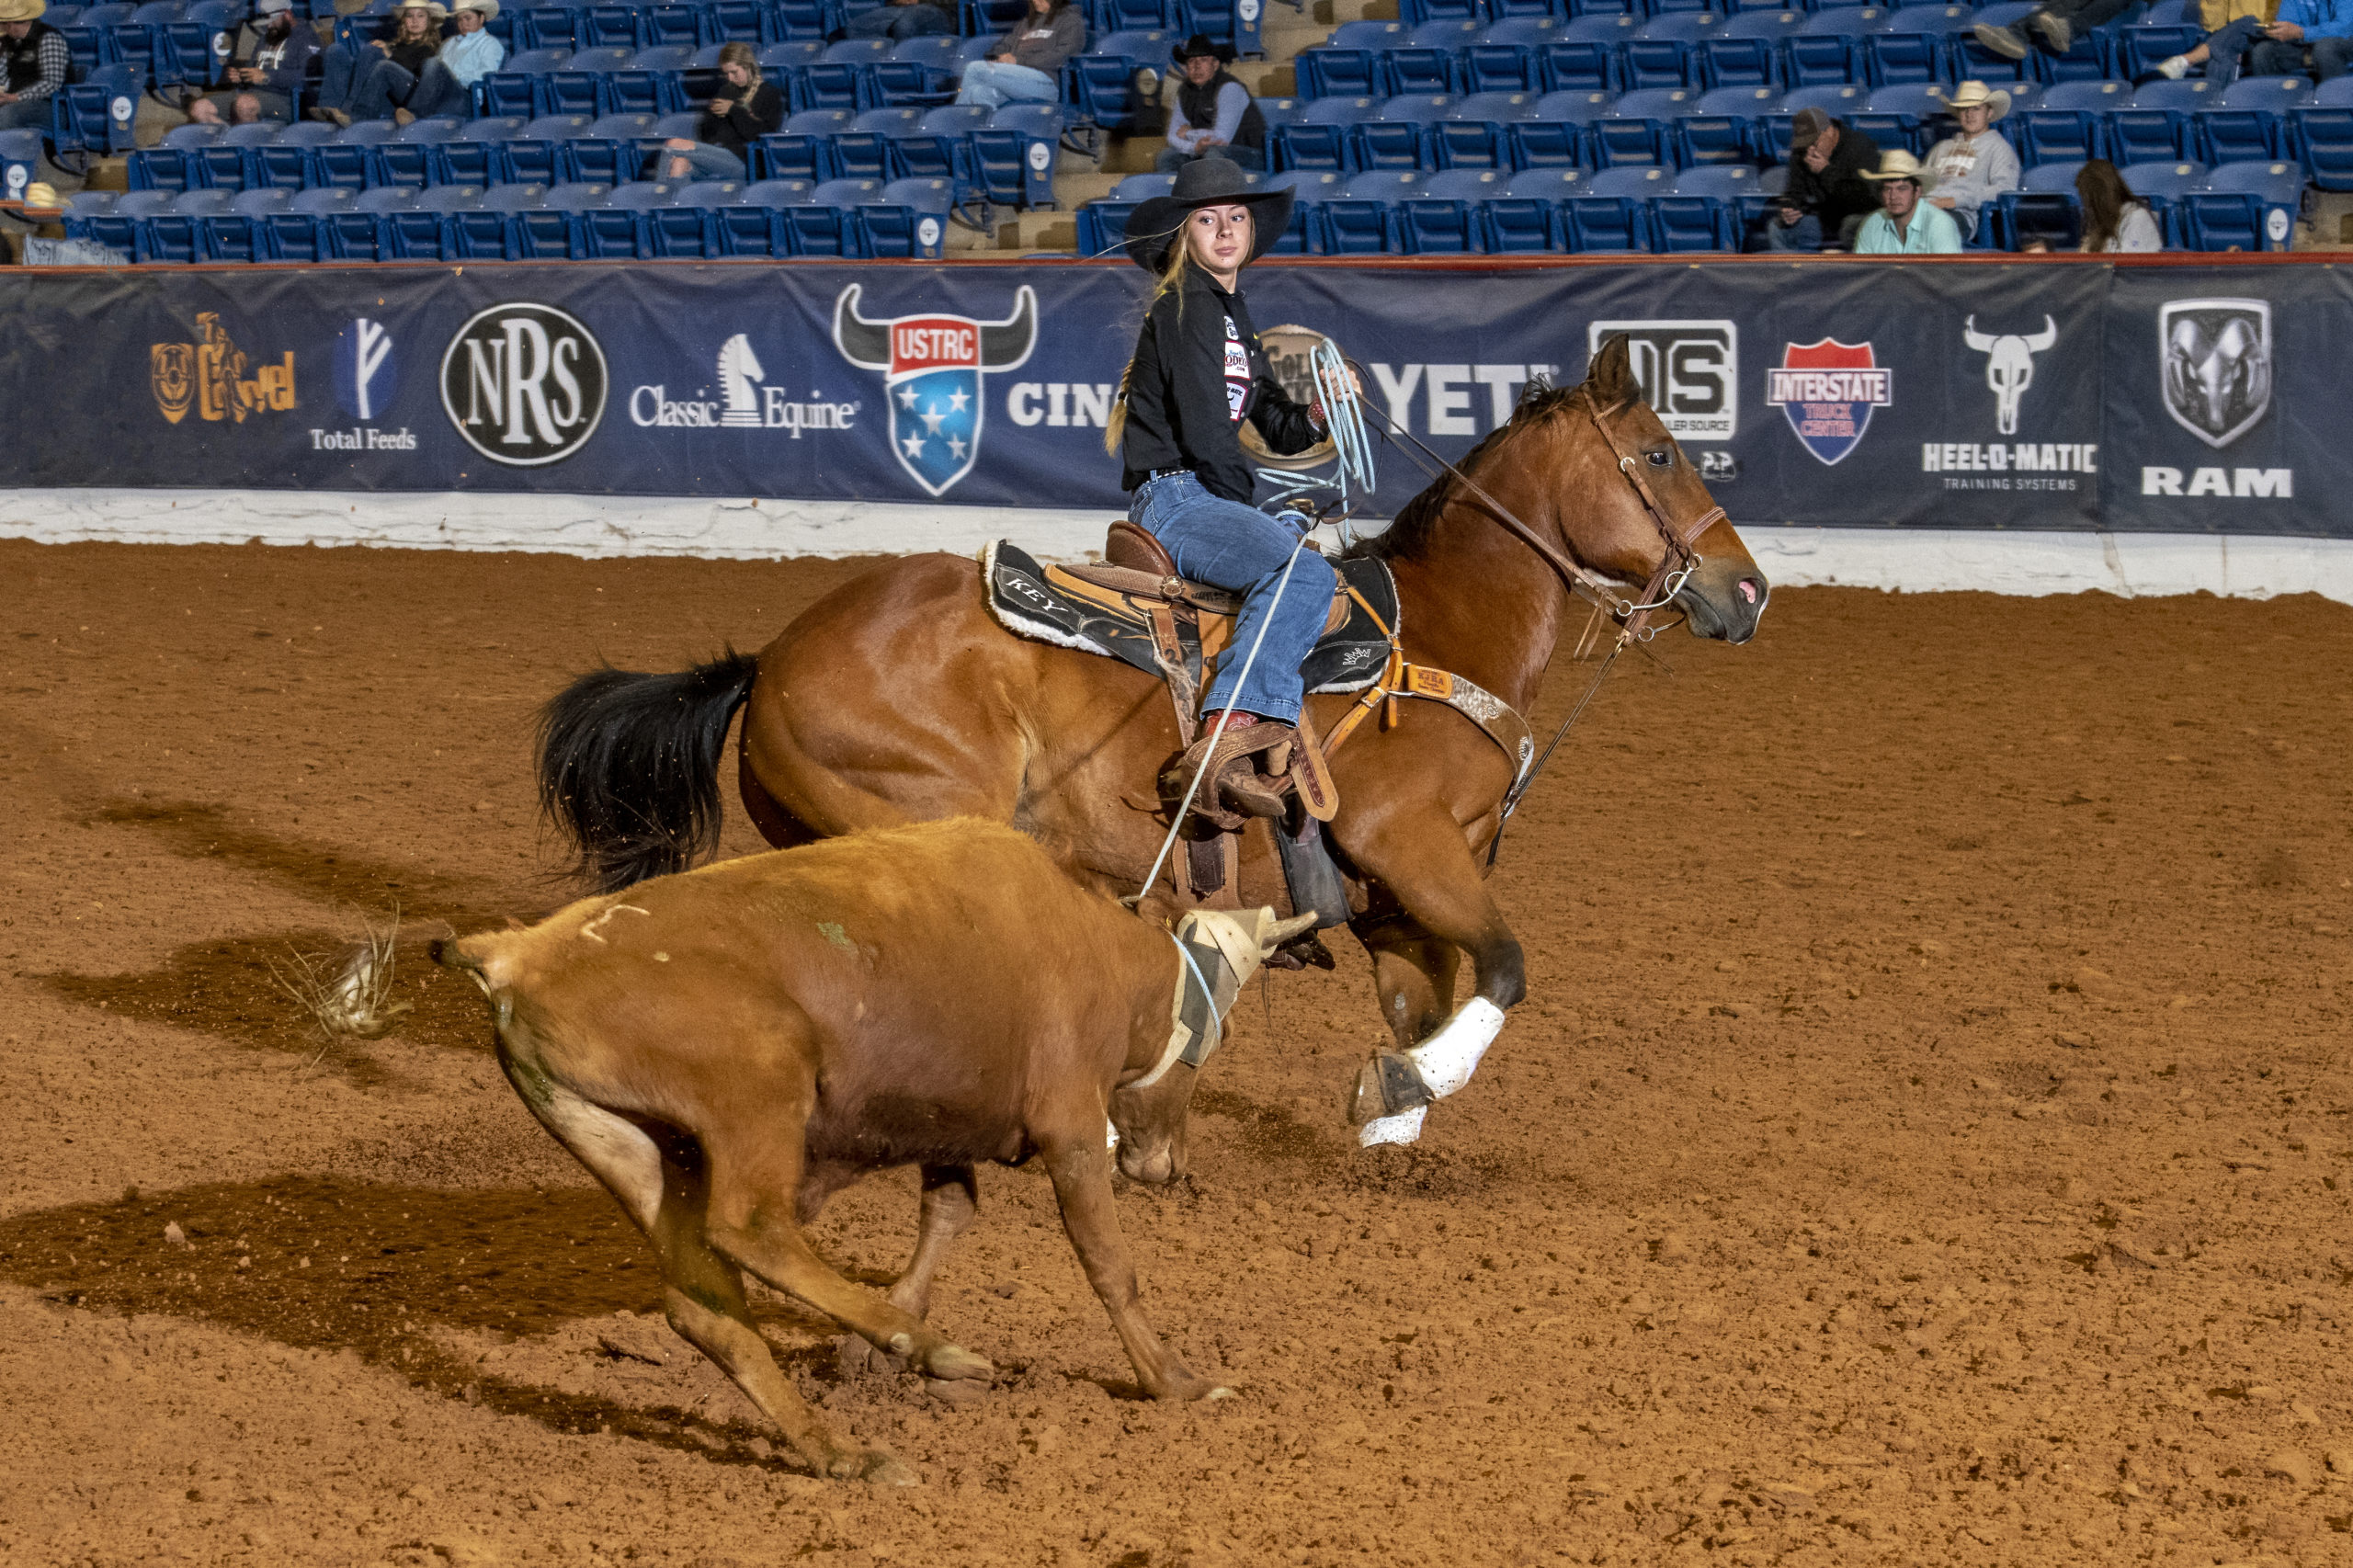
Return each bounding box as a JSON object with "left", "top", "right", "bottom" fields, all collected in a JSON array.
[{"left": 1584, "top": 332, "right": 1639, "bottom": 409}]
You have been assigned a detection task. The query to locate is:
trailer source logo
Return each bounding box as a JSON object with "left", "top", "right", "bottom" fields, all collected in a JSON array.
[
  {"left": 1766, "top": 339, "right": 1890, "bottom": 466},
  {"left": 2160, "top": 298, "right": 2270, "bottom": 449},
  {"left": 833, "top": 284, "right": 1038, "bottom": 496},
  {"left": 439, "top": 301, "right": 608, "bottom": 467},
  {"left": 149, "top": 312, "right": 297, "bottom": 425}
]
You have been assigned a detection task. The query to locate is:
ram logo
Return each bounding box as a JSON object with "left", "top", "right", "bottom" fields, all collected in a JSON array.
[
  {"left": 1961, "top": 314, "right": 2057, "bottom": 437},
  {"left": 2160, "top": 298, "right": 2271, "bottom": 449}
]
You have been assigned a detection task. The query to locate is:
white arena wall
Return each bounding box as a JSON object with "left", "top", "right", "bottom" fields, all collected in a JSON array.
[{"left": 4, "top": 488, "right": 2351, "bottom": 607}]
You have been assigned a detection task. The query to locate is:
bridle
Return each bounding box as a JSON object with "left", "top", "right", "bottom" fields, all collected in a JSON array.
[{"left": 1352, "top": 378, "right": 1729, "bottom": 862}]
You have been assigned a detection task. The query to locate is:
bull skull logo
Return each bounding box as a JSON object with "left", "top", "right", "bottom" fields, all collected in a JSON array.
[
  {"left": 2159, "top": 298, "right": 2272, "bottom": 449},
  {"left": 1961, "top": 314, "right": 2057, "bottom": 437},
  {"left": 834, "top": 285, "right": 1037, "bottom": 496}
]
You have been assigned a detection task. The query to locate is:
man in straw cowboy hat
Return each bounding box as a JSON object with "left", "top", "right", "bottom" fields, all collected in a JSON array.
[
  {"left": 0, "top": 0, "right": 71, "bottom": 131},
  {"left": 1855, "top": 148, "right": 1963, "bottom": 254},
  {"left": 1760, "top": 106, "right": 1881, "bottom": 252},
  {"left": 1155, "top": 33, "right": 1267, "bottom": 173},
  {"left": 1918, "top": 80, "right": 2020, "bottom": 244}
]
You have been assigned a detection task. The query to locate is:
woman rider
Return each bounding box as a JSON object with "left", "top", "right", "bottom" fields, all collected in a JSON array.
[{"left": 1106, "top": 158, "right": 1342, "bottom": 824}]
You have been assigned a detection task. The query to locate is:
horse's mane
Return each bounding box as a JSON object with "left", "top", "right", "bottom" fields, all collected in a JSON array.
[{"left": 1347, "top": 373, "right": 1591, "bottom": 563}]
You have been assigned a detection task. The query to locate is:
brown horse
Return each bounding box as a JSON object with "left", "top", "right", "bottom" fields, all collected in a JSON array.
[{"left": 537, "top": 336, "right": 1768, "bottom": 1142}]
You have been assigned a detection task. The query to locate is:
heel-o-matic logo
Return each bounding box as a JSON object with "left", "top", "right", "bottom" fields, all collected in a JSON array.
[
  {"left": 439, "top": 302, "right": 608, "bottom": 466},
  {"left": 1766, "top": 339, "right": 1891, "bottom": 466},
  {"left": 833, "top": 285, "right": 1037, "bottom": 496}
]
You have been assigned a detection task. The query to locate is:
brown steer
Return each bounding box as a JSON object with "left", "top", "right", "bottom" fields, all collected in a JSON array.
[{"left": 436, "top": 818, "right": 1311, "bottom": 1483}]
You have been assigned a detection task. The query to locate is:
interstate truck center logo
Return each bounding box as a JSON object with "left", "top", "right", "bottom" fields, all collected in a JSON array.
[
  {"left": 1767, "top": 340, "right": 1891, "bottom": 466},
  {"left": 2160, "top": 298, "right": 2272, "bottom": 449},
  {"left": 833, "top": 284, "right": 1038, "bottom": 496},
  {"left": 1587, "top": 320, "right": 1737, "bottom": 440},
  {"left": 439, "top": 302, "right": 608, "bottom": 467},
  {"left": 150, "top": 312, "right": 297, "bottom": 426}
]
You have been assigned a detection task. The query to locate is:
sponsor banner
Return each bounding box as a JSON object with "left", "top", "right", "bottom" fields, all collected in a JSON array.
[{"left": 0, "top": 260, "right": 2346, "bottom": 535}]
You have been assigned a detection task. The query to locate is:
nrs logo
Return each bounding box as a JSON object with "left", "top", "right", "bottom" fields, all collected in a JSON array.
[
  {"left": 1586, "top": 321, "right": 1736, "bottom": 440},
  {"left": 439, "top": 302, "right": 608, "bottom": 467}
]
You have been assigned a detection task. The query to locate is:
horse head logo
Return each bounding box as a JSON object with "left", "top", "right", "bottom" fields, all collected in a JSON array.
[
  {"left": 833, "top": 285, "right": 1038, "bottom": 496},
  {"left": 716, "top": 333, "right": 765, "bottom": 429},
  {"left": 1961, "top": 314, "right": 2057, "bottom": 437},
  {"left": 2160, "top": 299, "right": 2272, "bottom": 449}
]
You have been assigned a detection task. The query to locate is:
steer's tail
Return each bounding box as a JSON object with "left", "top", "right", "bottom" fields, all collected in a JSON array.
[{"left": 536, "top": 650, "right": 761, "bottom": 893}]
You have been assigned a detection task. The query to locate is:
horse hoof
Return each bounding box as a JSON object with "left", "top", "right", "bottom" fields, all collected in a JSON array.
[
  {"left": 1346, "top": 1051, "right": 1431, "bottom": 1126},
  {"left": 924, "top": 1343, "right": 995, "bottom": 1382},
  {"left": 1358, "top": 1105, "right": 1428, "bottom": 1148}
]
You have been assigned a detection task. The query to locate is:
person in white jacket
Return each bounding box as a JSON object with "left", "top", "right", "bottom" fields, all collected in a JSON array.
[{"left": 1920, "top": 80, "right": 2022, "bottom": 244}]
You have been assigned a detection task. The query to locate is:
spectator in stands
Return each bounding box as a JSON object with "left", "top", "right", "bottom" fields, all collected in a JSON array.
[
  {"left": 956, "top": 0, "right": 1083, "bottom": 111},
  {"left": 1855, "top": 149, "right": 1963, "bottom": 253},
  {"left": 435, "top": 0, "right": 506, "bottom": 107},
  {"left": 654, "top": 40, "right": 783, "bottom": 180},
  {"left": 847, "top": 0, "right": 952, "bottom": 42},
  {"left": 1973, "top": 0, "right": 2143, "bottom": 63},
  {"left": 1919, "top": 81, "right": 2019, "bottom": 244},
  {"left": 2076, "top": 158, "right": 2164, "bottom": 249},
  {"left": 313, "top": 0, "right": 449, "bottom": 125},
  {"left": 186, "top": 0, "right": 319, "bottom": 126},
  {"left": 1154, "top": 35, "right": 1265, "bottom": 174},
  {"left": 1761, "top": 109, "right": 1881, "bottom": 253},
  {"left": 0, "top": 0, "right": 71, "bottom": 133},
  {"left": 2150, "top": 0, "right": 2280, "bottom": 85},
  {"left": 2161, "top": 0, "right": 2352, "bottom": 80}
]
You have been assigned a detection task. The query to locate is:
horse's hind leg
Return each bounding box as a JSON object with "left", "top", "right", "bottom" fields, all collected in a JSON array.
[{"left": 838, "top": 1164, "right": 981, "bottom": 1376}]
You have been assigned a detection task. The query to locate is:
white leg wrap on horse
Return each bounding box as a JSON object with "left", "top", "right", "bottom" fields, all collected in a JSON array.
[
  {"left": 1106, "top": 1119, "right": 1120, "bottom": 1152},
  {"left": 1404, "top": 998, "right": 1506, "bottom": 1100},
  {"left": 1358, "top": 1105, "right": 1427, "bottom": 1147}
]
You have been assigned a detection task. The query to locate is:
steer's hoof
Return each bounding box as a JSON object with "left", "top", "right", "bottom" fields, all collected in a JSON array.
[
  {"left": 835, "top": 1335, "right": 904, "bottom": 1378},
  {"left": 847, "top": 1449, "right": 920, "bottom": 1487},
  {"left": 1347, "top": 1051, "right": 1432, "bottom": 1126},
  {"left": 923, "top": 1342, "right": 995, "bottom": 1382}
]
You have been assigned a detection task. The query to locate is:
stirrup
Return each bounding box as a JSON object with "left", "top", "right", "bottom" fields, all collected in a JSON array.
[
  {"left": 1162, "top": 721, "right": 1294, "bottom": 830},
  {"left": 1347, "top": 1051, "right": 1433, "bottom": 1126}
]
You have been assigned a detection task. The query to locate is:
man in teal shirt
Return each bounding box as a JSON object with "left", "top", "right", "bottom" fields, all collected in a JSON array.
[{"left": 1855, "top": 149, "right": 1963, "bottom": 254}]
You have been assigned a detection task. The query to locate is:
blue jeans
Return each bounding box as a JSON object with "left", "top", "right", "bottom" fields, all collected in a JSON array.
[
  {"left": 320, "top": 48, "right": 472, "bottom": 119},
  {"left": 1760, "top": 210, "right": 1864, "bottom": 252},
  {"left": 2245, "top": 34, "right": 2353, "bottom": 81},
  {"left": 0, "top": 97, "right": 53, "bottom": 130},
  {"left": 1155, "top": 142, "right": 1266, "bottom": 173},
  {"left": 1131, "top": 472, "right": 1335, "bottom": 726},
  {"left": 2202, "top": 14, "right": 2266, "bottom": 85},
  {"left": 651, "top": 142, "right": 746, "bottom": 180},
  {"left": 847, "top": 2, "right": 950, "bottom": 38},
  {"left": 956, "top": 59, "right": 1060, "bottom": 110}
]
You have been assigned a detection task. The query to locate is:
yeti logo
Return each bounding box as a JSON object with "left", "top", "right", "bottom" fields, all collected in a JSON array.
[
  {"left": 833, "top": 284, "right": 1037, "bottom": 496},
  {"left": 2160, "top": 298, "right": 2271, "bottom": 449},
  {"left": 1961, "top": 314, "right": 2056, "bottom": 437},
  {"left": 716, "top": 333, "right": 764, "bottom": 428}
]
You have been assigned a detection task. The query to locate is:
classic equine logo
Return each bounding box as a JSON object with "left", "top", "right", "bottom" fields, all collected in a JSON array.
[
  {"left": 2160, "top": 298, "right": 2271, "bottom": 449},
  {"left": 149, "top": 312, "right": 296, "bottom": 425},
  {"left": 832, "top": 284, "right": 1038, "bottom": 496},
  {"left": 335, "top": 317, "right": 396, "bottom": 422},
  {"left": 1586, "top": 320, "right": 1737, "bottom": 440},
  {"left": 627, "top": 333, "right": 858, "bottom": 436},
  {"left": 1961, "top": 314, "right": 2056, "bottom": 437},
  {"left": 439, "top": 301, "right": 608, "bottom": 467},
  {"left": 1766, "top": 340, "right": 1889, "bottom": 466},
  {"left": 1240, "top": 323, "right": 1339, "bottom": 471}
]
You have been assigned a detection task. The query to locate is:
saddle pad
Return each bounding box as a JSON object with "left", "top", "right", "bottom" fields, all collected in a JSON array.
[{"left": 982, "top": 540, "right": 1399, "bottom": 696}]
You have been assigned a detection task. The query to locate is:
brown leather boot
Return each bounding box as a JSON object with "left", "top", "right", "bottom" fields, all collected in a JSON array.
[{"left": 1161, "top": 720, "right": 1295, "bottom": 829}]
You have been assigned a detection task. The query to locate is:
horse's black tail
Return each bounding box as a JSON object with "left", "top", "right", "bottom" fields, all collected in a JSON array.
[{"left": 535, "top": 650, "right": 761, "bottom": 893}]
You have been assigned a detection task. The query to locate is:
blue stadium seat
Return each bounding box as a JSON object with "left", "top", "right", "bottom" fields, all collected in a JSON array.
[
  {"left": 571, "top": 178, "right": 667, "bottom": 256},
  {"left": 803, "top": 37, "right": 887, "bottom": 110},
  {"left": 774, "top": 0, "right": 839, "bottom": 40},
  {"left": 705, "top": 0, "right": 770, "bottom": 43},
  {"left": 1296, "top": 21, "right": 1403, "bottom": 100},
  {"left": 2116, "top": 15, "right": 2204, "bottom": 82},
  {"left": 970, "top": 100, "right": 1061, "bottom": 209},
  {"left": 59, "top": 187, "right": 119, "bottom": 248},
  {"left": 2120, "top": 156, "right": 2205, "bottom": 244},
  {"left": 1786, "top": 7, "right": 1877, "bottom": 88},
  {"left": 608, "top": 45, "right": 693, "bottom": 115},
  {"left": 1415, "top": 165, "right": 1502, "bottom": 246},
  {"left": 1463, "top": 18, "right": 1555, "bottom": 95},
  {"left": 1563, "top": 164, "right": 1653, "bottom": 249},
  {"left": 1094, "top": 0, "right": 1170, "bottom": 31},
  {"left": 2294, "top": 76, "right": 2353, "bottom": 192},
  {"left": 487, "top": 179, "right": 578, "bottom": 257},
  {"left": 1623, "top": 14, "right": 1715, "bottom": 90},
  {"left": 1276, "top": 96, "right": 1380, "bottom": 173},
  {"left": 2111, "top": 79, "right": 2210, "bottom": 165},
  {"left": 1075, "top": 193, "right": 1142, "bottom": 257},
  {"left": 642, "top": 180, "right": 724, "bottom": 256},
  {"left": 260, "top": 185, "right": 346, "bottom": 261},
  {"left": 71, "top": 187, "right": 170, "bottom": 255},
  {"left": 1990, "top": 158, "right": 2083, "bottom": 250},
  {"left": 1704, "top": 10, "right": 1801, "bottom": 92},
  {"left": 755, "top": 39, "right": 824, "bottom": 96},
  {"left": 1551, "top": 13, "right": 1634, "bottom": 91},
  {"left": 2017, "top": 79, "right": 2121, "bottom": 169},
  {"left": 835, "top": 105, "right": 924, "bottom": 180},
  {"left": 870, "top": 174, "right": 951, "bottom": 256},
  {"left": 2182, "top": 159, "right": 2302, "bottom": 251},
  {"left": 543, "top": 45, "right": 636, "bottom": 116},
  {"left": 1593, "top": 85, "right": 1691, "bottom": 167},
  {"left": 1257, "top": 166, "right": 1339, "bottom": 252},
  {"left": 560, "top": 113, "right": 649, "bottom": 182},
  {"left": 1681, "top": 84, "right": 1773, "bottom": 164},
  {"left": 1068, "top": 28, "right": 1169, "bottom": 123},
  {"left": 1660, "top": 162, "right": 1755, "bottom": 250},
  {"left": 1950, "top": 0, "right": 2039, "bottom": 82},
  {"left": 497, "top": 114, "right": 595, "bottom": 184},
  {"left": 194, "top": 124, "right": 278, "bottom": 196},
  {"left": 895, "top": 103, "right": 984, "bottom": 202},
  {"left": 578, "top": 0, "right": 647, "bottom": 50},
  {"left": 1388, "top": 19, "right": 1477, "bottom": 96},
  {"left": 483, "top": 48, "right": 573, "bottom": 118},
  {"left": 1360, "top": 94, "right": 1452, "bottom": 169},
  {"left": 136, "top": 187, "right": 233, "bottom": 264},
  {"left": 1848, "top": 80, "right": 1949, "bottom": 156},
  {"left": 1399, "top": 0, "right": 1480, "bottom": 22},
  {"left": 318, "top": 184, "right": 408, "bottom": 260},
  {"left": 155, "top": 0, "right": 238, "bottom": 88},
  {"left": 432, "top": 117, "right": 531, "bottom": 186},
  {"left": 708, "top": 177, "right": 805, "bottom": 255},
  {"left": 1324, "top": 169, "right": 1418, "bottom": 252},
  {"left": 756, "top": 108, "right": 853, "bottom": 181},
  {"left": 873, "top": 35, "right": 963, "bottom": 107},
  {"left": 372, "top": 117, "right": 469, "bottom": 189},
  {"left": 516, "top": 6, "right": 584, "bottom": 51},
  {"left": 306, "top": 120, "right": 399, "bottom": 192},
  {"left": 198, "top": 187, "right": 287, "bottom": 262},
  {"left": 1856, "top": 14, "right": 1951, "bottom": 89},
  {"left": 1439, "top": 90, "right": 1534, "bottom": 166},
  {"left": 1513, "top": 87, "right": 1610, "bottom": 167},
  {"left": 51, "top": 62, "right": 142, "bottom": 157},
  {"left": 1492, "top": 165, "right": 1579, "bottom": 249},
  {"left": 2197, "top": 75, "right": 2307, "bottom": 165},
  {"left": 792, "top": 176, "right": 885, "bottom": 256}
]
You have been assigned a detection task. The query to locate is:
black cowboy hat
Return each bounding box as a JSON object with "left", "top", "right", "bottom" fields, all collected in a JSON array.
[
  {"left": 1121, "top": 156, "right": 1293, "bottom": 272},
  {"left": 1170, "top": 32, "right": 1234, "bottom": 64}
]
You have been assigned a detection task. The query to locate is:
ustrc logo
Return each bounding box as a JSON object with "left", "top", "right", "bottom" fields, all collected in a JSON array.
[{"left": 439, "top": 302, "right": 608, "bottom": 467}]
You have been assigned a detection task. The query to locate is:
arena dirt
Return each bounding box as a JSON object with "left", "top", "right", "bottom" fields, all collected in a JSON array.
[{"left": 4, "top": 538, "right": 2350, "bottom": 1568}]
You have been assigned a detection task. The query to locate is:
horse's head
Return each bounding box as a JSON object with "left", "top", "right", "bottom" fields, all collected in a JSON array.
[{"left": 1540, "top": 334, "right": 1769, "bottom": 646}]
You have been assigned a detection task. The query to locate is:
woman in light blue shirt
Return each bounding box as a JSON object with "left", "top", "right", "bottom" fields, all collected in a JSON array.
[{"left": 1855, "top": 149, "right": 1963, "bottom": 255}]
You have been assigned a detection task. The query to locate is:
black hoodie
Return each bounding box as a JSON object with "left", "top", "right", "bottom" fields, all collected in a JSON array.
[{"left": 1118, "top": 265, "right": 1320, "bottom": 504}]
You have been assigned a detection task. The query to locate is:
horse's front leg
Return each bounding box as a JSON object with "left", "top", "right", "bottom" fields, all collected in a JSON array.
[{"left": 1332, "top": 813, "right": 1525, "bottom": 1149}]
